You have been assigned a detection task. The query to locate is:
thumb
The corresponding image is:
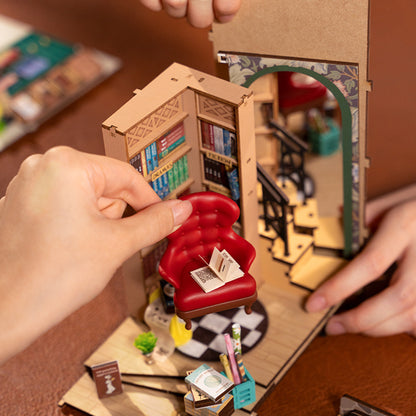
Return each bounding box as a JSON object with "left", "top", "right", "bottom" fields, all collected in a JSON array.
[{"left": 111, "top": 199, "right": 192, "bottom": 260}]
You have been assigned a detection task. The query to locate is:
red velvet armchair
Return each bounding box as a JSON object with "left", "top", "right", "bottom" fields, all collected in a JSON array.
[{"left": 158, "top": 192, "right": 257, "bottom": 330}]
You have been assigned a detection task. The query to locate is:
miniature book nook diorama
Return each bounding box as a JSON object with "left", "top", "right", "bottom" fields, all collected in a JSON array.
[{"left": 60, "top": 1, "right": 381, "bottom": 414}]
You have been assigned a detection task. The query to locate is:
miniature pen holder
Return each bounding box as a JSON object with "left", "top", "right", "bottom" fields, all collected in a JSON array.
[
  {"left": 308, "top": 117, "right": 340, "bottom": 156},
  {"left": 221, "top": 368, "right": 255, "bottom": 409}
]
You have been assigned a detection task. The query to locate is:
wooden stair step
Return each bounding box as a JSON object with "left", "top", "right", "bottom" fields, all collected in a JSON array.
[
  {"left": 289, "top": 254, "right": 347, "bottom": 291},
  {"left": 258, "top": 218, "right": 277, "bottom": 240},
  {"left": 293, "top": 198, "right": 319, "bottom": 230},
  {"left": 270, "top": 225, "right": 314, "bottom": 266},
  {"left": 276, "top": 178, "right": 299, "bottom": 206},
  {"left": 314, "top": 216, "right": 345, "bottom": 251}
]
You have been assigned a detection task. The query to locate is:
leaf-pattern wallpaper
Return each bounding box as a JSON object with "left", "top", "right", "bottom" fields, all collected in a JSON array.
[{"left": 224, "top": 54, "right": 360, "bottom": 252}]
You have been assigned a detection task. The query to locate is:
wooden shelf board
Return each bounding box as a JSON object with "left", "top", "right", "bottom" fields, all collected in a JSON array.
[{"left": 197, "top": 114, "right": 236, "bottom": 133}]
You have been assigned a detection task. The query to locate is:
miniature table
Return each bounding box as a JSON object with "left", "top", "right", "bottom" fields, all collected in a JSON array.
[{"left": 0, "top": 1, "right": 415, "bottom": 415}]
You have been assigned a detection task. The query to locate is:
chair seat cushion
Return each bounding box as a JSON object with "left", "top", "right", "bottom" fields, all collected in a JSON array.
[{"left": 173, "top": 259, "right": 257, "bottom": 312}]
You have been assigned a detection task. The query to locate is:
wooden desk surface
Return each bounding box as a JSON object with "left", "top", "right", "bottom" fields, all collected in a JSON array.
[{"left": 0, "top": 1, "right": 415, "bottom": 415}]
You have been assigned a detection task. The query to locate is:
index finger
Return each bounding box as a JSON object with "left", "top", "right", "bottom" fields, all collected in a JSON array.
[
  {"left": 187, "top": 0, "right": 214, "bottom": 27},
  {"left": 81, "top": 151, "right": 161, "bottom": 212},
  {"left": 213, "top": 0, "right": 241, "bottom": 23}
]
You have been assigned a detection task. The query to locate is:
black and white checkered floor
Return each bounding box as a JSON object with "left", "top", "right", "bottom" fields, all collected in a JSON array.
[{"left": 177, "top": 301, "right": 268, "bottom": 361}]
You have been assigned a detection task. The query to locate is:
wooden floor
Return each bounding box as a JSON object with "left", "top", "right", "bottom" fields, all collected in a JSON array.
[{"left": 60, "top": 248, "right": 335, "bottom": 416}]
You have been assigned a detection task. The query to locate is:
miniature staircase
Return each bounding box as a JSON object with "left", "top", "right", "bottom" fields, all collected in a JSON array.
[{"left": 257, "top": 172, "right": 347, "bottom": 291}]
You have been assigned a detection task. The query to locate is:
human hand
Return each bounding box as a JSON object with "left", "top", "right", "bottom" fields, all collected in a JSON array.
[
  {"left": 305, "top": 197, "right": 416, "bottom": 337},
  {"left": 0, "top": 147, "right": 192, "bottom": 363},
  {"left": 139, "top": 0, "right": 241, "bottom": 28}
]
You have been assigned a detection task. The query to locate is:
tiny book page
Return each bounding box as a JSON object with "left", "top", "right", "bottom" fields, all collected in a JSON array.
[
  {"left": 190, "top": 247, "right": 244, "bottom": 293},
  {"left": 185, "top": 364, "right": 234, "bottom": 402}
]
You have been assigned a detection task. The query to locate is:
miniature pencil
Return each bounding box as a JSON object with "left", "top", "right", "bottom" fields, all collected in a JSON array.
[
  {"left": 219, "top": 353, "right": 234, "bottom": 382},
  {"left": 232, "top": 323, "right": 242, "bottom": 355},
  {"left": 235, "top": 353, "right": 248, "bottom": 382},
  {"left": 223, "top": 333, "right": 241, "bottom": 385}
]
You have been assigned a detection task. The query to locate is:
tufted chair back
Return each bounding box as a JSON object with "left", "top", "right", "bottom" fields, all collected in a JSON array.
[{"left": 159, "top": 192, "right": 256, "bottom": 288}]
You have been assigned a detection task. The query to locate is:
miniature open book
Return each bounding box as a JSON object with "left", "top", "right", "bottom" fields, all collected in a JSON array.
[{"left": 190, "top": 247, "right": 244, "bottom": 293}]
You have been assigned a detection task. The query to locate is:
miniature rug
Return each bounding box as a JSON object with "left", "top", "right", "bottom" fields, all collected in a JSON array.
[{"left": 176, "top": 301, "right": 268, "bottom": 361}]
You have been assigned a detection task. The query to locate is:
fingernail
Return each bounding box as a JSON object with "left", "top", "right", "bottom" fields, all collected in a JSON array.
[
  {"left": 170, "top": 200, "right": 192, "bottom": 226},
  {"left": 306, "top": 295, "right": 327, "bottom": 312},
  {"left": 217, "top": 14, "right": 236, "bottom": 23},
  {"left": 326, "top": 321, "right": 346, "bottom": 335}
]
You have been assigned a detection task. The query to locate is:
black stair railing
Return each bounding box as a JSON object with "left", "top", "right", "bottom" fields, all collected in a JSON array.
[
  {"left": 257, "top": 162, "right": 290, "bottom": 257},
  {"left": 268, "top": 118, "right": 309, "bottom": 204}
]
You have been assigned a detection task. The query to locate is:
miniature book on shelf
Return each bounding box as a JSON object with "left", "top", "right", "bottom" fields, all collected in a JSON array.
[
  {"left": 190, "top": 247, "right": 244, "bottom": 293},
  {"left": 185, "top": 364, "right": 234, "bottom": 402}
]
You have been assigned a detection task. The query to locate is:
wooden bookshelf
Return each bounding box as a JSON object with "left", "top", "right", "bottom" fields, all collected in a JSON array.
[{"left": 102, "top": 63, "right": 260, "bottom": 317}]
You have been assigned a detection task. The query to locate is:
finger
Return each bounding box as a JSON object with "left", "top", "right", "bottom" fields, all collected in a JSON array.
[
  {"left": 162, "top": 0, "right": 188, "bottom": 19},
  {"left": 81, "top": 151, "right": 161, "bottom": 211},
  {"left": 325, "top": 301, "right": 416, "bottom": 337},
  {"left": 140, "top": 0, "right": 163, "bottom": 11},
  {"left": 213, "top": 0, "right": 241, "bottom": 23},
  {"left": 187, "top": 0, "right": 214, "bottom": 28},
  {"left": 359, "top": 308, "right": 416, "bottom": 337},
  {"left": 324, "top": 281, "right": 408, "bottom": 336},
  {"left": 305, "top": 208, "right": 412, "bottom": 312},
  {"left": 108, "top": 199, "right": 192, "bottom": 260},
  {"left": 97, "top": 197, "right": 127, "bottom": 219}
]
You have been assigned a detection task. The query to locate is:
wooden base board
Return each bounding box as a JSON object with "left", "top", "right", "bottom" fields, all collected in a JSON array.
[{"left": 59, "top": 264, "right": 333, "bottom": 415}]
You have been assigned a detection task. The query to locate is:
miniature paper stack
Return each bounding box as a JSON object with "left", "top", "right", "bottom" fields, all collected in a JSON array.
[
  {"left": 191, "top": 247, "right": 244, "bottom": 292},
  {"left": 184, "top": 391, "right": 234, "bottom": 416},
  {"left": 185, "top": 364, "right": 234, "bottom": 402}
]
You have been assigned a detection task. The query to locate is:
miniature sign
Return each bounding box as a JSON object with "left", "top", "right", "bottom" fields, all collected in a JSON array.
[
  {"left": 191, "top": 248, "right": 244, "bottom": 293},
  {"left": 91, "top": 360, "right": 123, "bottom": 399}
]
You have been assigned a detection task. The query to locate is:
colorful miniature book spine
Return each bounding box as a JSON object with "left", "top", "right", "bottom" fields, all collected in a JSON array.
[
  {"left": 226, "top": 167, "right": 240, "bottom": 201},
  {"left": 145, "top": 145, "right": 153, "bottom": 173},
  {"left": 213, "top": 125, "right": 224, "bottom": 155},
  {"left": 158, "top": 123, "right": 185, "bottom": 159},
  {"left": 203, "top": 155, "right": 212, "bottom": 182},
  {"left": 223, "top": 129, "right": 231, "bottom": 157},
  {"left": 161, "top": 173, "right": 169, "bottom": 198},
  {"left": 183, "top": 154, "right": 189, "bottom": 181},
  {"left": 173, "top": 161, "right": 179, "bottom": 189},
  {"left": 150, "top": 142, "right": 158, "bottom": 170},
  {"left": 230, "top": 132, "right": 237, "bottom": 159},
  {"left": 178, "top": 156, "right": 185, "bottom": 185},
  {"left": 208, "top": 123, "right": 215, "bottom": 150},
  {"left": 201, "top": 121, "right": 212, "bottom": 150},
  {"left": 129, "top": 153, "right": 142, "bottom": 174},
  {"left": 167, "top": 167, "right": 175, "bottom": 192},
  {"left": 223, "top": 334, "right": 241, "bottom": 385},
  {"left": 141, "top": 150, "right": 148, "bottom": 177}
]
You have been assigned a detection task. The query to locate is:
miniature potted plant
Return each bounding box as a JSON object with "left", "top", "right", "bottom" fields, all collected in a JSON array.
[{"left": 134, "top": 331, "right": 158, "bottom": 364}]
